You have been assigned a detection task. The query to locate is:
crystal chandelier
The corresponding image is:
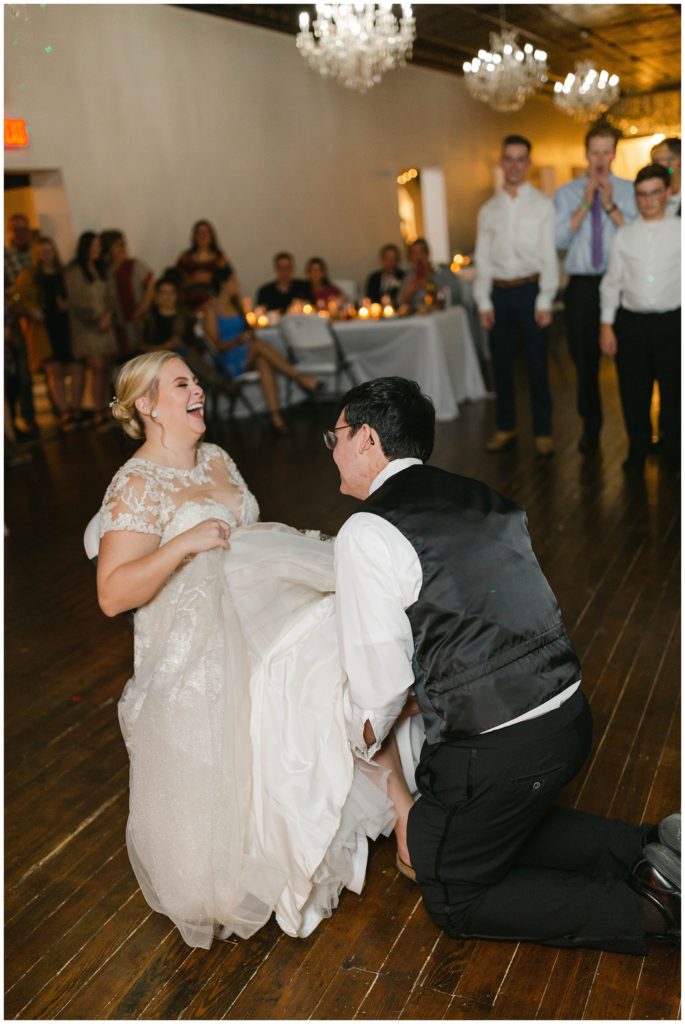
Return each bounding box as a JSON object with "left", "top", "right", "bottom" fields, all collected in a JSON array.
[
  {"left": 296, "top": 3, "right": 415, "bottom": 94},
  {"left": 553, "top": 62, "right": 620, "bottom": 120},
  {"left": 462, "top": 30, "right": 548, "bottom": 112}
]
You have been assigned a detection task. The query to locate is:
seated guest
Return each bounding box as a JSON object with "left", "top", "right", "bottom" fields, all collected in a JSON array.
[
  {"left": 651, "top": 138, "right": 681, "bottom": 217},
  {"left": 140, "top": 276, "right": 195, "bottom": 354},
  {"left": 176, "top": 219, "right": 230, "bottom": 312},
  {"left": 101, "top": 229, "right": 154, "bottom": 359},
  {"left": 365, "top": 243, "right": 405, "bottom": 304},
  {"left": 599, "top": 163, "right": 681, "bottom": 472},
  {"left": 305, "top": 257, "right": 344, "bottom": 306},
  {"left": 397, "top": 237, "right": 440, "bottom": 311},
  {"left": 256, "top": 252, "right": 309, "bottom": 312},
  {"left": 205, "top": 265, "right": 322, "bottom": 435}
]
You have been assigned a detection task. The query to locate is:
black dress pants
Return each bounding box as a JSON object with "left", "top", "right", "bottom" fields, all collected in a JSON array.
[
  {"left": 490, "top": 282, "right": 552, "bottom": 436},
  {"left": 614, "top": 307, "right": 681, "bottom": 464},
  {"left": 406, "top": 691, "right": 650, "bottom": 954},
  {"left": 564, "top": 275, "right": 602, "bottom": 438}
]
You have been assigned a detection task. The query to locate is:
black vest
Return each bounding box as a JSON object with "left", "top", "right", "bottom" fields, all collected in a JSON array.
[{"left": 359, "top": 465, "right": 581, "bottom": 743}]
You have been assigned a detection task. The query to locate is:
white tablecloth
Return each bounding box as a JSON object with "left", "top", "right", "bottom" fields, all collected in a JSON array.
[{"left": 257, "top": 307, "right": 486, "bottom": 422}]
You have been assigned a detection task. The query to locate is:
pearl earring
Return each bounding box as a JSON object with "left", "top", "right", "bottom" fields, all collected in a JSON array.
[{"left": 151, "top": 409, "right": 158, "bottom": 419}]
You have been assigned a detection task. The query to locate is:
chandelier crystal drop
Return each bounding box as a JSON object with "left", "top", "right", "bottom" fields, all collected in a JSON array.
[
  {"left": 553, "top": 62, "right": 620, "bottom": 119},
  {"left": 462, "top": 30, "right": 548, "bottom": 112},
  {"left": 296, "top": 3, "right": 415, "bottom": 94}
]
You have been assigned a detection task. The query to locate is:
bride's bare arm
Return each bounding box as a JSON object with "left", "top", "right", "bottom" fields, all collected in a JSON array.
[{"left": 97, "top": 518, "right": 230, "bottom": 617}]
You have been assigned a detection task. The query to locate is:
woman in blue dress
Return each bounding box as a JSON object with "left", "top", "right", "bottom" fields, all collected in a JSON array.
[{"left": 204, "top": 266, "right": 321, "bottom": 434}]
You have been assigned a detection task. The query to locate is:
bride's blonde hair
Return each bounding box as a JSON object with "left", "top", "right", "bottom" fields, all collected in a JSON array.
[{"left": 110, "top": 351, "right": 180, "bottom": 440}]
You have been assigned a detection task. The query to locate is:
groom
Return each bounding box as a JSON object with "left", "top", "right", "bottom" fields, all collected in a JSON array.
[{"left": 326, "top": 376, "right": 679, "bottom": 953}]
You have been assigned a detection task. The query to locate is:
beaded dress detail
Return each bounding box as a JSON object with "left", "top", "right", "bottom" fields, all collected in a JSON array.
[{"left": 99, "top": 443, "right": 394, "bottom": 948}]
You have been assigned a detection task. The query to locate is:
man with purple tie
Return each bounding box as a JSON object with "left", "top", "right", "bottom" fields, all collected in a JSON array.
[{"left": 555, "top": 124, "right": 637, "bottom": 453}]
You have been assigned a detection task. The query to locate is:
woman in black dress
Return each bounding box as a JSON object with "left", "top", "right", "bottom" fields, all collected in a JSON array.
[{"left": 14, "top": 236, "right": 85, "bottom": 430}]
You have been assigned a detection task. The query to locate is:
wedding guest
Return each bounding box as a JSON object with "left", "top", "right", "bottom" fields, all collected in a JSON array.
[
  {"left": 474, "top": 135, "right": 558, "bottom": 456},
  {"left": 305, "top": 257, "right": 344, "bottom": 306},
  {"left": 365, "top": 244, "right": 405, "bottom": 304},
  {"left": 599, "top": 164, "right": 681, "bottom": 473},
  {"left": 95, "top": 351, "right": 393, "bottom": 947},
  {"left": 4, "top": 212, "right": 34, "bottom": 292},
  {"left": 140, "top": 277, "right": 195, "bottom": 354},
  {"left": 651, "top": 138, "right": 681, "bottom": 217},
  {"left": 14, "top": 236, "right": 84, "bottom": 431},
  {"left": 5, "top": 213, "right": 37, "bottom": 437},
  {"left": 331, "top": 375, "right": 680, "bottom": 954},
  {"left": 555, "top": 123, "right": 637, "bottom": 454},
  {"left": 101, "top": 229, "right": 154, "bottom": 358},
  {"left": 65, "top": 231, "right": 118, "bottom": 431},
  {"left": 205, "top": 265, "right": 322, "bottom": 434},
  {"left": 255, "top": 252, "right": 309, "bottom": 312},
  {"left": 176, "top": 220, "right": 229, "bottom": 312},
  {"left": 396, "top": 238, "right": 441, "bottom": 311}
]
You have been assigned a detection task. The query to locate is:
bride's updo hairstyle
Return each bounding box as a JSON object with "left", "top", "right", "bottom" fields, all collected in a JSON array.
[{"left": 110, "top": 351, "right": 179, "bottom": 439}]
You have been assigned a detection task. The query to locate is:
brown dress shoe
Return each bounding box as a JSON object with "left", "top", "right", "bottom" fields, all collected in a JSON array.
[{"left": 485, "top": 430, "right": 517, "bottom": 453}]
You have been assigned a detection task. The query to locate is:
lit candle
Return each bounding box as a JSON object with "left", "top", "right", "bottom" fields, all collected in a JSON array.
[
  {"left": 358, "top": 307, "right": 370, "bottom": 319},
  {"left": 382, "top": 305, "right": 395, "bottom": 318},
  {"left": 303, "top": 303, "right": 313, "bottom": 315},
  {"left": 370, "top": 303, "right": 382, "bottom": 319},
  {"left": 245, "top": 311, "right": 257, "bottom": 327},
  {"left": 257, "top": 314, "right": 269, "bottom": 328}
]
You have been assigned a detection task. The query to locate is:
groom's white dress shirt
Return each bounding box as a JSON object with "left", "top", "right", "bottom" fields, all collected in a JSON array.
[{"left": 335, "top": 459, "right": 579, "bottom": 762}]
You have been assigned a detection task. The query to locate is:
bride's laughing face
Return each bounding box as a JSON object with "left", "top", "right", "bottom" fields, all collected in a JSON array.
[{"left": 148, "top": 357, "right": 206, "bottom": 439}]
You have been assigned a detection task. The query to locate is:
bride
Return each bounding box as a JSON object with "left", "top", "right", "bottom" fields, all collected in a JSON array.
[{"left": 96, "top": 351, "right": 399, "bottom": 949}]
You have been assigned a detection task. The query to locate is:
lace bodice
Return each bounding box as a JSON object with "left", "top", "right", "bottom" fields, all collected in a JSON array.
[{"left": 99, "top": 442, "right": 260, "bottom": 541}]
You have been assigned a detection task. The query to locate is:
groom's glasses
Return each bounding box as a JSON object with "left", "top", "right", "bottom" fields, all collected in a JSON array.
[{"left": 323, "top": 425, "right": 350, "bottom": 451}]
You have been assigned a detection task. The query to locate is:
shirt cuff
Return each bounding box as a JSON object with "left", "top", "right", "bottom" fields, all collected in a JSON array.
[{"left": 343, "top": 692, "right": 398, "bottom": 762}]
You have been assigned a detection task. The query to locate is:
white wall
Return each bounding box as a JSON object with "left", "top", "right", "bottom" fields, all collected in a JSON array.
[{"left": 4, "top": 4, "right": 587, "bottom": 296}]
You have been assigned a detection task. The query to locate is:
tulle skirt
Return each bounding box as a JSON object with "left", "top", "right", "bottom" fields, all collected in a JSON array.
[{"left": 118, "top": 523, "right": 395, "bottom": 948}]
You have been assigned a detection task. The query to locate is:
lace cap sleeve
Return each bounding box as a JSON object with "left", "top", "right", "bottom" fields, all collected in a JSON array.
[{"left": 99, "top": 468, "right": 164, "bottom": 537}]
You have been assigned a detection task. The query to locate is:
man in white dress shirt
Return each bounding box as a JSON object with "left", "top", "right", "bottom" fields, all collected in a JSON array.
[
  {"left": 474, "top": 135, "right": 559, "bottom": 456},
  {"left": 328, "top": 376, "right": 680, "bottom": 952},
  {"left": 600, "top": 163, "right": 681, "bottom": 472},
  {"left": 651, "top": 138, "right": 681, "bottom": 217}
]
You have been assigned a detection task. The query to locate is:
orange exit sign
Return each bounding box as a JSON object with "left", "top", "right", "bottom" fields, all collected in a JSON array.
[{"left": 5, "top": 119, "right": 29, "bottom": 148}]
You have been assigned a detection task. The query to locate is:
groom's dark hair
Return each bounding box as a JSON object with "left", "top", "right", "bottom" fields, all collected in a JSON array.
[{"left": 340, "top": 377, "right": 435, "bottom": 461}]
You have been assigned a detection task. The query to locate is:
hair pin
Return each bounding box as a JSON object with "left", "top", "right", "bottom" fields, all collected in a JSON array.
[{"left": 109, "top": 397, "right": 118, "bottom": 408}]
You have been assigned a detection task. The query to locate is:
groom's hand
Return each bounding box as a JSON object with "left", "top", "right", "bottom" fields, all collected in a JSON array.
[{"left": 398, "top": 696, "right": 420, "bottom": 720}]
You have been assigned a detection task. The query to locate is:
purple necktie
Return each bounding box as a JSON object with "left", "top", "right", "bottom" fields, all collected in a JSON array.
[{"left": 591, "top": 189, "right": 603, "bottom": 270}]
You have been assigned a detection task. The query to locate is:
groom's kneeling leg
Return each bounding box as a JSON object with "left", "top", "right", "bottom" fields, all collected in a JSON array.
[{"left": 406, "top": 788, "right": 649, "bottom": 954}]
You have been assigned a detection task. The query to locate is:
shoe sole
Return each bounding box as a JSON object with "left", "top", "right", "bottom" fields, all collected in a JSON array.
[
  {"left": 644, "top": 843, "right": 681, "bottom": 888},
  {"left": 659, "top": 814, "right": 681, "bottom": 856}
]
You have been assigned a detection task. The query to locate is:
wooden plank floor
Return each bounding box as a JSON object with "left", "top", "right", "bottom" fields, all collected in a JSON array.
[{"left": 5, "top": 339, "right": 681, "bottom": 1020}]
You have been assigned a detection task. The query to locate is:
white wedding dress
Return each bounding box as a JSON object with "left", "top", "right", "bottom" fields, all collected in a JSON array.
[{"left": 99, "top": 442, "right": 395, "bottom": 949}]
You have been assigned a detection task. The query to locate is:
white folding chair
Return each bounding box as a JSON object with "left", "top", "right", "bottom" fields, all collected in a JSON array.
[
  {"left": 332, "top": 278, "right": 358, "bottom": 303},
  {"left": 279, "top": 315, "right": 359, "bottom": 401},
  {"left": 191, "top": 320, "right": 261, "bottom": 419}
]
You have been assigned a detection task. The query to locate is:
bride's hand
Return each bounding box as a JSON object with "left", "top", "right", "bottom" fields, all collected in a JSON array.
[{"left": 181, "top": 518, "right": 231, "bottom": 555}]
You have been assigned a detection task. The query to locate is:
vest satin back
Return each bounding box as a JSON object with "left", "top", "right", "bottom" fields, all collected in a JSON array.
[{"left": 360, "top": 465, "right": 581, "bottom": 743}]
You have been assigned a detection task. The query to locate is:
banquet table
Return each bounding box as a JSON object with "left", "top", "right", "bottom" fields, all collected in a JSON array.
[{"left": 256, "top": 306, "right": 487, "bottom": 422}]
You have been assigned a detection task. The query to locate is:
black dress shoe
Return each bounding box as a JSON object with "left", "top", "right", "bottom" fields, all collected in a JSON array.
[
  {"left": 578, "top": 432, "right": 599, "bottom": 454},
  {"left": 628, "top": 846, "right": 680, "bottom": 944}
]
